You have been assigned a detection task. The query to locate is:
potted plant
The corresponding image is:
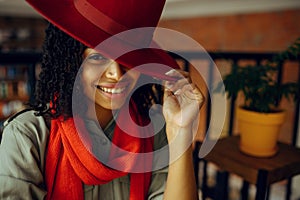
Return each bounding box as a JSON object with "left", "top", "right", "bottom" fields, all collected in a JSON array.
[{"left": 216, "top": 37, "right": 300, "bottom": 157}]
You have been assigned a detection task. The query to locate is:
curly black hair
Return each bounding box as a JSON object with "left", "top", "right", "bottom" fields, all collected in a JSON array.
[
  {"left": 31, "top": 23, "right": 164, "bottom": 120},
  {"left": 31, "top": 23, "right": 86, "bottom": 118}
]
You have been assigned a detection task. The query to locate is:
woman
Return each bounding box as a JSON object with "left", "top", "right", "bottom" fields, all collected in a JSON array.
[{"left": 0, "top": 0, "right": 203, "bottom": 199}]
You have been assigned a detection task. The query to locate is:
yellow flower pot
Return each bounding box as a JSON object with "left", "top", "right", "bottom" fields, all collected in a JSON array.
[{"left": 237, "top": 107, "right": 286, "bottom": 157}]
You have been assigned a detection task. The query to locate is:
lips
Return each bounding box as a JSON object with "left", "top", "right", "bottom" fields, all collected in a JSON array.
[
  {"left": 96, "top": 85, "right": 126, "bottom": 94},
  {"left": 95, "top": 80, "right": 130, "bottom": 96}
]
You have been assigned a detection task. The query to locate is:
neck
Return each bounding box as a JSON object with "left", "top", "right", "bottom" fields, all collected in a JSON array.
[
  {"left": 96, "top": 107, "right": 113, "bottom": 128},
  {"left": 85, "top": 103, "right": 113, "bottom": 129}
]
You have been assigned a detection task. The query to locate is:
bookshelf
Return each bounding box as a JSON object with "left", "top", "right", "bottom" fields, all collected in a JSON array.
[
  {"left": 0, "top": 16, "right": 46, "bottom": 130},
  {"left": 0, "top": 51, "right": 41, "bottom": 130}
]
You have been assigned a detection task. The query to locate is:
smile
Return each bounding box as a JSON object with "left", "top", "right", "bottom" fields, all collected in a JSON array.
[{"left": 96, "top": 85, "right": 126, "bottom": 94}]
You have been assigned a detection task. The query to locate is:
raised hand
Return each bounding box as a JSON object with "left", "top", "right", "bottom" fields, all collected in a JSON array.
[{"left": 163, "top": 69, "right": 204, "bottom": 128}]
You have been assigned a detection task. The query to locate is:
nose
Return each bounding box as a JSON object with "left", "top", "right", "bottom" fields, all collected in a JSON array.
[{"left": 104, "top": 61, "right": 124, "bottom": 80}]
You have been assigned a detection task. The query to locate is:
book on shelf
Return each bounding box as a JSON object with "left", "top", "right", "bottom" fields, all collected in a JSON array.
[
  {"left": 0, "top": 100, "right": 26, "bottom": 119},
  {"left": 0, "top": 64, "right": 31, "bottom": 119}
]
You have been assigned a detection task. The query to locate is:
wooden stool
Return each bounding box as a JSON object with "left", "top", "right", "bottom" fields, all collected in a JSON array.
[{"left": 197, "top": 136, "right": 300, "bottom": 200}]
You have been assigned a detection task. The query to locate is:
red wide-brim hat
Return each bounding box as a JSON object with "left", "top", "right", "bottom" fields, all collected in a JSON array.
[{"left": 26, "top": 0, "right": 180, "bottom": 81}]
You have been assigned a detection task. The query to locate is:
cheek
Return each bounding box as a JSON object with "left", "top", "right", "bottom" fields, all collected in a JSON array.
[
  {"left": 80, "top": 66, "right": 99, "bottom": 97},
  {"left": 128, "top": 71, "right": 140, "bottom": 82},
  {"left": 82, "top": 66, "right": 101, "bottom": 80},
  {"left": 81, "top": 64, "right": 107, "bottom": 86},
  {"left": 128, "top": 72, "right": 140, "bottom": 90}
]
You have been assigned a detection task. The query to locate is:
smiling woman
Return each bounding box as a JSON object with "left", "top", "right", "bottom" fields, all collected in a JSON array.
[
  {"left": 81, "top": 48, "right": 141, "bottom": 122},
  {"left": 0, "top": 0, "right": 203, "bottom": 199}
]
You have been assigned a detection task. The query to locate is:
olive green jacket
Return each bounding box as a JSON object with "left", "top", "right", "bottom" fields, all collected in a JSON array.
[{"left": 0, "top": 110, "right": 168, "bottom": 200}]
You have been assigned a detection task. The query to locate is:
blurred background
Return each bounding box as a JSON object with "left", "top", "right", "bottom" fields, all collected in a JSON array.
[{"left": 0, "top": 0, "right": 300, "bottom": 199}]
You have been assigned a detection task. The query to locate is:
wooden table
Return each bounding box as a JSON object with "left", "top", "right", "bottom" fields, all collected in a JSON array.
[{"left": 199, "top": 136, "right": 300, "bottom": 200}]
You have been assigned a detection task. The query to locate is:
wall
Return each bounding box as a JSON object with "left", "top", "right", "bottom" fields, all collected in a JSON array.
[
  {"left": 159, "top": 9, "right": 300, "bottom": 52},
  {"left": 159, "top": 9, "right": 300, "bottom": 143},
  {"left": 0, "top": 16, "right": 46, "bottom": 51}
]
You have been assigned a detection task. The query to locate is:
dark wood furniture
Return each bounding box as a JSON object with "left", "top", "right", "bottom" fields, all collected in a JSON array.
[{"left": 197, "top": 136, "right": 300, "bottom": 200}]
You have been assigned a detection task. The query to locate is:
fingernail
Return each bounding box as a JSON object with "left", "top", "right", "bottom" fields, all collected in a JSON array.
[
  {"left": 174, "top": 89, "right": 181, "bottom": 95},
  {"left": 165, "top": 69, "right": 177, "bottom": 75}
]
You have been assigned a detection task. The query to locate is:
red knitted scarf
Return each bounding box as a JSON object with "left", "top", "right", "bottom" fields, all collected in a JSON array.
[{"left": 45, "top": 100, "right": 153, "bottom": 200}]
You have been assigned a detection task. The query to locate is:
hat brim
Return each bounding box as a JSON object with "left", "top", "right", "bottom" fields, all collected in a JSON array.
[{"left": 26, "top": 0, "right": 180, "bottom": 81}]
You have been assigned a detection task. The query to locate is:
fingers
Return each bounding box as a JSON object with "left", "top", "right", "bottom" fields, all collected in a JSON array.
[
  {"left": 183, "top": 84, "right": 203, "bottom": 100},
  {"left": 176, "top": 84, "right": 203, "bottom": 104},
  {"left": 164, "top": 69, "right": 191, "bottom": 93},
  {"left": 164, "top": 69, "right": 205, "bottom": 108},
  {"left": 166, "top": 83, "right": 205, "bottom": 108},
  {"left": 165, "top": 69, "right": 189, "bottom": 79}
]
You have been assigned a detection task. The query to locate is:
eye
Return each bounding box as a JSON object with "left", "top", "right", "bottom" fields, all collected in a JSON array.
[{"left": 86, "top": 53, "right": 110, "bottom": 65}]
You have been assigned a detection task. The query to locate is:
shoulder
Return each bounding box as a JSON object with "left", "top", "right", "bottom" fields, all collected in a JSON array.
[
  {"left": 4, "top": 109, "right": 46, "bottom": 130},
  {"left": 0, "top": 109, "right": 49, "bottom": 193},
  {"left": 2, "top": 109, "right": 49, "bottom": 145}
]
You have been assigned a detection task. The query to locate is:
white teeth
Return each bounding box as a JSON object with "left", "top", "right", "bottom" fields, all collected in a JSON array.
[{"left": 97, "top": 86, "right": 126, "bottom": 94}]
